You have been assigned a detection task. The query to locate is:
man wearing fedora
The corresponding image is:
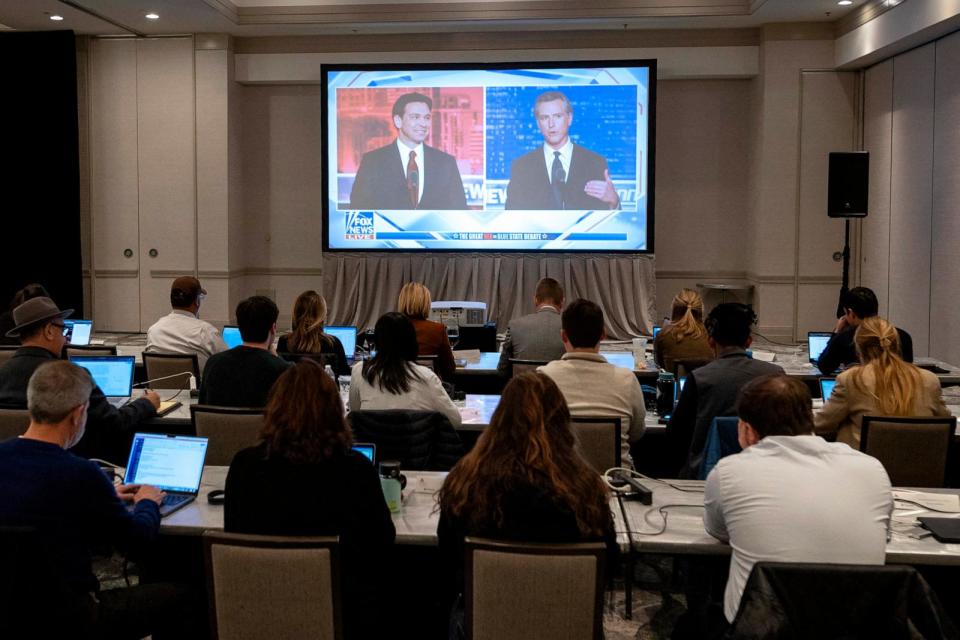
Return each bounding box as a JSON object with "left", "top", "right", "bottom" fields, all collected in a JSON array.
[
  {"left": 146, "top": 276, "right": 226, "bottom": 372},
  {"left": 0, "top": 297, "right": 159, "bottom": 460}
]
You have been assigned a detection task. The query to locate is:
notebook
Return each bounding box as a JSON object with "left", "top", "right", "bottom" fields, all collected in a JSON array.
[
  {"left": 808, "top": 331, "right": 832, "bottom": 364},
  {"left": 63, "top": 319, "right": 93, "bottom": 346},
  {"left": 326, "top": 326, "right": 357, "bottom": 358},
  {"left": 353, "top": 442, "right": 376, "bottom": 464},
  {"left": 222, "top": 325, "right": 242, "bottom": 349},
  {"left": 819, "top": 377, "right": 837, "bottom": 400},
  {"left": 124, "top": 433, "right": 209, "bottom": 517},
  {"left": 69, "top": 355, "right": 135, "bottom": 408}
]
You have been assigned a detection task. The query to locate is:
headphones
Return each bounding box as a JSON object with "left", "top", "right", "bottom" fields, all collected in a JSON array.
[{"left": 207, "top": 489, "right": 225, "bottom": 505}]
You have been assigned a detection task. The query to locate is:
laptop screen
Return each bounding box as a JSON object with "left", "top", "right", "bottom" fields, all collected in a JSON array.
[
  {"left": 69, "top": 355, "right": 135, "bottom": 398},
  {"left": 674, "top": 376, "right": 686, "bottom": 406},
  {"left": 63, "top": 319, "right": 92, "bottom": 346},
  {"left": 652, "top": 326, "right": 661, "bottom": 340},
  {"left": 819, "top": 378, "right": 837, "bottom": 400},
  {"left": 222, "top": 326, "right": 242, "bottom": 349},
  {"left": 124, "top": 433, "right": 209, "bottom": 493},
  {"left": 326, "top": 326, "right": 357, "bottom": 356},
  {"left": 353, "top": 442, "right": 376, "bottom": 464},
  {"left": 808, "top": 332, "right": 831, "bottom": 363}
]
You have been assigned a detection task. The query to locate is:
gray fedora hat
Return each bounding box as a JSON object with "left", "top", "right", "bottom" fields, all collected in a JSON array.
[{"left": 6, "top": 297, "right": 73, "bottom": 338}]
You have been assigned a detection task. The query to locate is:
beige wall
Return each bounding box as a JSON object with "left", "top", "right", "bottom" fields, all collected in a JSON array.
[{"left": 862, "top": 29, "right": 960, "bottom": 363}]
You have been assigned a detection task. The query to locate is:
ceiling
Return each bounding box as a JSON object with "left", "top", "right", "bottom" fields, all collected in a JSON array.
[{"left": 0, "top": 0, "right": 865, "bottom": 37}]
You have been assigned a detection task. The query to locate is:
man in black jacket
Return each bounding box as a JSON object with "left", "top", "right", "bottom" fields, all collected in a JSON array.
[
  {"left": 0, "top": 297, "right": 158, "bottom": 460},
  {"left": 667, "top": 303, "right": 783, "bottom": 479},
  {"left": 817, "top": 287, "right": 913, "bottom": 374}
]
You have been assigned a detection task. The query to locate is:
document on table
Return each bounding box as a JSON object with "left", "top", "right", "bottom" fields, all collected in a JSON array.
[{"left": 892, "top": 490, "right": 960, "bottom": 513}]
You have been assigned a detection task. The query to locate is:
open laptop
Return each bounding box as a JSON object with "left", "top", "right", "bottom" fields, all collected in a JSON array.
[
  {"left": 124, "top": 433, "right": 209, "bottom": 517},
  {"left": 63, "top": 319, "right": 93, "bottom": 346},
  {"left": 353, "top": 442, "right": 376, "bottom": 464},
  {"left": 222, "top": 325, "right": 242, "bottom": 349},
  {"left": 69, "top": 355, "right": 135, "bottom": 408},
  {"left": 652, "top": 326, "right": 661, "bottom": 340},
  {"left": 326, "top": 326, "right": 358, "bottom": 360},
  {"left": 819, "top": 377, "right": 837, "bottom": 401},
  {"left": 808, "top": 331, "right": 832, "bottom": 365}
]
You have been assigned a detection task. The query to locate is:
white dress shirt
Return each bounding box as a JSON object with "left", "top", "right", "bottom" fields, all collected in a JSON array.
[
  {"left": 538, "top": 351, "right": 646, "bottom": 468},
  {"left": 703, "top": 435, "right": 892, "bottom": 622},
  {"left": 145, "top": 310, "right": 227, "bottom": 372},
  {"left": 542, "top": 138, "right": 573, "bottom": 182},
  {"left": 397, "top": 139, "right": 425, "bottom": 203},
  {"left": 349, "top": 361, "right": 461, "bottom": 427}
]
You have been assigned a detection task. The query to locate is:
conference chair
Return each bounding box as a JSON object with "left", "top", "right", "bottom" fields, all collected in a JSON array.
[
  {"left": 0, "top": 407, "right": 29, "bottom": 441},
  {"left": 63, "top": 345, "right": 118, "bottom": 359},
  {"left": 0, "top": 346, "right": 18, "bottom": 365},
  {"left": 727, "top": 562, "right": 956, "bottom": 639},
  {"left": 279, "top": 352, "right": 337, "bottom": 368},
  {"left": 570, "top": 416, "right": 621, "bottom": 474},
  {"left": 699, "top": 416, "right": 742, "bottom": 480},
  {"left": 349, "top": 409, "right": 464, "bottom": 471},
  {"left": 143, "top": 352, "right": 201, "bottom": 389},
  {"left": 465, "top": 537, "right": 606, "bottom": 640},
  {"left": 508, "top": 359, "right": 548, "bottom": 377},
  {"left": 203, "top": 532, "right": 342, "bottom": 640},
  {"left": 415, "top": 354, "right": 439, "bottom": 372},
  {"left": 860, "top": 415, "right": 956, "bottom": 487},
  {"left": 191, "top": 405, "right": 265, "bottom": 466}
]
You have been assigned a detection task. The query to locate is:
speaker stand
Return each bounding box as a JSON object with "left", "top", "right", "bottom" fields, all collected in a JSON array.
[{"left": 837, "top": 219, "right": 851, "bottom": 318}]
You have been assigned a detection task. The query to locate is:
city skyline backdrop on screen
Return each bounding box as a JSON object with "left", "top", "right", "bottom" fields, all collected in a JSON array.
[{"left": 322, "top": 60, "right": 655, "bottom": 252}]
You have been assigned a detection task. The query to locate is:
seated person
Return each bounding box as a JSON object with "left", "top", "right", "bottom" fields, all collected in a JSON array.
[
  {"left": 225, "top": 360, "right": 395, "bottom": 639},
  {"left": 497, "top": 276, "right": 565, "bottom": 376},
  {"left": 277, "top": 290, "right": 350, "bottom": 376},
  {"left": 437, "top": 372, "right": 617, "bottom": 634},
  {"left": 667, "top": 303, "right": 783, "bottom": 479},
  {"left": 199, "top": 296, "right": 290, "bottom": 407},
  {"left": 539, "top": 298, "right": 645, "bottom": 468},
  {"left": 818, "top": 286, "right": 913, "bottom": 374},
  {"left": 146, "top": 276, "right": 227, "bottom": 372},
  {"left": 704, "top": 374, "right": 892, "bottom": 626},
  {"left": 397, "top": 282, "right": 456, "bottom": 383},
  {"left": 0, "top": 297, "right": 159, "bottom": 461},
  {"left": 815, "top": 316, "right": 948, "bottom": 448},
  {"left": 0, "top": 361, "right": 201, "bottom": 639},
  {"left": 0, "top": 282, "right": 48, "bottom": 345},
  {"left": 654, "top": 288, "right": 713, "bottom": 374},
  {"left": 349, "top": 312, "right": 461, "bottom": 428}
]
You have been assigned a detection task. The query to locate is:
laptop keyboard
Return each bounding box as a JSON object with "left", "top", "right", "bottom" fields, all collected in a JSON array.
[{"left": 162, "top": 494, "right": 191, "bottom": 508}]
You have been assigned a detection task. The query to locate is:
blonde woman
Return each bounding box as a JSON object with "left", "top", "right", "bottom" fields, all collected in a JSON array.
[
  {"left": 814, "top": 316, "right": 948, "bottom": 448},
  {"left": 277, "top": 291, "right": 349, "bottom": 375},
  {"left": 397, "top": 282, "right": 456, "bottom": 383},
  {"left": 654, "top": 288, "right": 713, "bottom": 373}
]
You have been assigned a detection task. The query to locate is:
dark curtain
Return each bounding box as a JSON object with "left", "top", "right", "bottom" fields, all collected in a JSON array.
[{"left": 0, "top": 31, "right": 83, "bottom": 314}]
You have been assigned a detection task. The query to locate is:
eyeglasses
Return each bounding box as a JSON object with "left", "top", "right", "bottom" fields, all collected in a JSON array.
[{"left": 51, "top": 322, "right": 67, "bottom": 336}]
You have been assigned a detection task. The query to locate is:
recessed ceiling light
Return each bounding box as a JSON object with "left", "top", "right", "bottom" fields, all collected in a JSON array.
[
  {"left": 838, "top": 0, "right": 853, "bottom": 5},
  {"left": 49, "top": 14, "right": 64, "bottom": 21},
  {"left": 145, "top": 12, "right": 159, "bottom": 19}
]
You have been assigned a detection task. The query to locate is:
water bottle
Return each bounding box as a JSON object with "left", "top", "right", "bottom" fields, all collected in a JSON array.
[
  {"left": 324, "top": 364, "right": 336, "bottom": 384},
  {"left": 656, "top": 371, "right": 676, "bottom": 417}
]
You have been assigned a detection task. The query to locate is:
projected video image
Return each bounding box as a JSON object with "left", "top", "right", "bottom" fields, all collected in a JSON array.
[{"left": 323, "top": 62, "right": 655, "bottom": 252}]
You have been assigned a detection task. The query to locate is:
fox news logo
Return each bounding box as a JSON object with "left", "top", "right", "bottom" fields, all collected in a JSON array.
[{"left": 345, "top": 211, "right": 375, "bottom": 240}]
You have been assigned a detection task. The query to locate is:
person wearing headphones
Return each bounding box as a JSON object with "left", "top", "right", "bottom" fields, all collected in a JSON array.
[{"left": 666, "top": 303, "right": 783, "bottom": 479}]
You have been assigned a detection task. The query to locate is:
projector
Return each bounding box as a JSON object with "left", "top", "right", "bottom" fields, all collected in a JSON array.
[{"left": 430, "top": 301, "right": 487, "bottom": 328}]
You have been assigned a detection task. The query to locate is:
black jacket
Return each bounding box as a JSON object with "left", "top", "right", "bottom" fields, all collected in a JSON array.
[
  {"left": 349, "top": 142, "right": 467, "bottom": 210},
  {"left": 505, "top": 144, "right": 615, "bottom": 210},
  {"left": 349, "top": 409, "right": 465, "bottom": 471},
  {"left": 0, "top": 346, "right": 156, "bottom": 461}
]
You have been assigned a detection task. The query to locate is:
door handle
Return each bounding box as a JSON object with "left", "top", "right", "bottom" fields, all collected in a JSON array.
[{"left": 148, "top": 248, "right": 158, "bottom": 258}]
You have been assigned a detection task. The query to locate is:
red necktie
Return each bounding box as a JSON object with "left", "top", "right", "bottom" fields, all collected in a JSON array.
[{"left": 407, "top": 150, "right": 419, "bottom": 208}]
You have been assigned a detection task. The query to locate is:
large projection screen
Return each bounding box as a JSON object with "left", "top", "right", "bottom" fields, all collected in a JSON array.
[{"left": 322, "top": 60, "right": 656, "bottom": 253}]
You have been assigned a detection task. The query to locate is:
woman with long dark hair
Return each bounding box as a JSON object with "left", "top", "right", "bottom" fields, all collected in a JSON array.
[
  {"left": 224, "top": 359, "right": 395, "bottom": 638},
  {"left": 437, "top": 372, "right": 616, "bottom": 628},
  {"left": 349, "top": 312, "right": 461, "bottom": 427}
]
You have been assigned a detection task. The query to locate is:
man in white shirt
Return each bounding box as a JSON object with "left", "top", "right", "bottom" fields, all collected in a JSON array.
[
  {"left": 539, "top": 298, "right": 645, "bottom": 468},
  {"left": 497, "top": 277, "right": 566, "bottom": 376},
  {"left": 145, "top": 276, "right": 226, "bottom": 372},
  {"left": 704, "top": 374, "right": 892, "bottom": 625}
]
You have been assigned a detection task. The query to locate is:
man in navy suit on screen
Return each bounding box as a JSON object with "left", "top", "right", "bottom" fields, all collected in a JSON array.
[
  {"left": 505, "top": 90, "right": 620, "bottom": 210},
  {"left": 349, "top": 92, "right": 467, "bottom": 211}
]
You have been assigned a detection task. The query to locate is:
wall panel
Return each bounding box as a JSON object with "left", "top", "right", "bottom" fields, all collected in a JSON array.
[{"left": 861, "top": 60, "right": 893, "bottom": 317}]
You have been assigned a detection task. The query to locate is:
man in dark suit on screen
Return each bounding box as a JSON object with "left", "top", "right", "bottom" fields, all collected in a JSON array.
[
  {"left": 505, "top": 90, "right": 620, "bottom": 210},
  {"left": 349, "top": 92, "right": 467, "bottom": 211}
]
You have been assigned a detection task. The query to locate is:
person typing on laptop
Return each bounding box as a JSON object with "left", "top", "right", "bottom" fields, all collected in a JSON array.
[
  {"left": 0, "top": 361, "right": 202, "bottom": 639},
  {"left": 0, "top": 297, "right": 159, "bottom": 461}
]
